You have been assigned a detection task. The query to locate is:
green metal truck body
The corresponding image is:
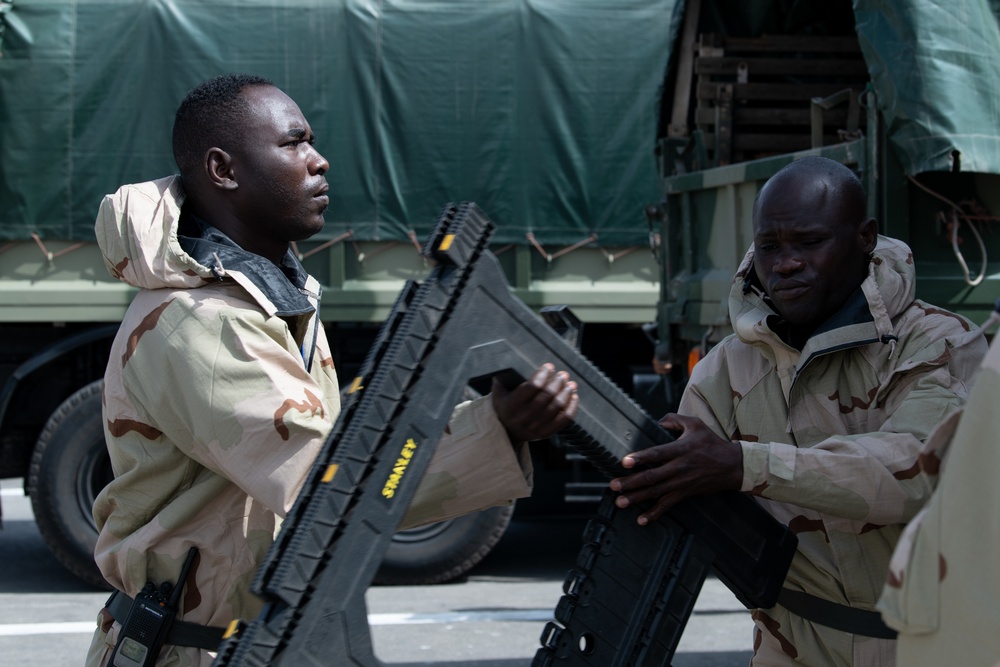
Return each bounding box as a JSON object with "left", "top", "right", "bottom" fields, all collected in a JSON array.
[
  {"left": 3, "top": 0, "right": 1000, "bottom": 593},
  {"left": 652, "top": 0, "right": 1000, "bottom": 389},
  {"left": 0, "top": 0, "right": 675, "bottom": 588}
]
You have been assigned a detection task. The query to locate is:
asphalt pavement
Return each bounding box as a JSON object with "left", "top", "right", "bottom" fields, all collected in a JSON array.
[{"left": 0, "top": 478, "right": 754, "bottom": 666}]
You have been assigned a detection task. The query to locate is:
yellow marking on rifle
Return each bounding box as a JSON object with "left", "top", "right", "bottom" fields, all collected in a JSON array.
[
  {"left": 322, "top": 464, "right": 339, "bottom": 483},
  {"left": 223, "top": 619, "right": 240, "bottom": 640},
  {"left": 439, "top": 234, "right": 456, "bottom": 251},
  {"left": 348, "top": 377, "right": 364, "bottom": 393},
  {"left": 382, "top": 438, "right": 418, "bottom": 499}
]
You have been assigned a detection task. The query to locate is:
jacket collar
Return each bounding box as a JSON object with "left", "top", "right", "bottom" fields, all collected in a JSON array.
[
  {"left": 731, "top": 235, "right": 913, "bottom": 369},
  {"left": 177, "top": 211, "right": 316, "bottom": 318}
]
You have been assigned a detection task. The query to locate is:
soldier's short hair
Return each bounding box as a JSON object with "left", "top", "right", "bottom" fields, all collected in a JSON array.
[
  {"left": 172, "top": 73, "right": 274, "bottom": 182},
  {"left": 753, "top": 156, "right": 868, "bottom": 227}
]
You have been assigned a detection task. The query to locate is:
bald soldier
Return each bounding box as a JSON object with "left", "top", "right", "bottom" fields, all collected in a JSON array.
[
  {"left": 86, "top": 74, "right": 577, "bottom": 667},
  {"left": 610, "top": 156, "right": 987, "bottom": 666}
]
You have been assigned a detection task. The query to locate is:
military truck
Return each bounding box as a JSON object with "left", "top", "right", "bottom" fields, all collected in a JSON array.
[
  {"left": 0, "top": 0, "right": 672, "bottom": 589},
  {"left": 649, "top": 0, "right": 1000, "bottom": 386},
  {"left": 4, "top": 0, "right": 1000, "bottom": 593}
]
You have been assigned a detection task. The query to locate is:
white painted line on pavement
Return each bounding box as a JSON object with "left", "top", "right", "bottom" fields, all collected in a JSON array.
[
  {"left": 0, "top": 610, "right": 555, "bottom": 637},
  {"left": 369, "top": 609, "right": 553, "bottom": 625},
  {"left": 0, "top": 622, "right": 95, "bottom": 636},
  {"left": 0, "top": 487, "right": 25, "bottom": 497}
]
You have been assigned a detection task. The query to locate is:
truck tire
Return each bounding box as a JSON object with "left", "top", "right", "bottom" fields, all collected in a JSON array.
[
  {"left": 26, "top": 380, "right": 512, "bottom": 589},
  {"left": 374, "top": 503, "right": 515, "bottom": 585},
  {"left": 27, "top": 379, "right": 112, "bottom": 590}
]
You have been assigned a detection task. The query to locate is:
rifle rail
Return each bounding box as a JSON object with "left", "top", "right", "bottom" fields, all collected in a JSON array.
[{"left": 212, "top": 203, "right": 796, "bottom": 667}]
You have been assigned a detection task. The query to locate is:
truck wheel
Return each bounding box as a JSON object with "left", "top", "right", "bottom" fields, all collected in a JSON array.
[
  {"left": 27, "top": 379, "right": 112, "bottom": 590},
  {"left": 374, "top": 503, "right": 515, "bottom": 585}
]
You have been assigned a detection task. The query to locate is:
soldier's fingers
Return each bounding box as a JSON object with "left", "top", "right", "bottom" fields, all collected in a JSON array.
[
  {"left": 565, "top": 391, "right": 580, "bottom": 419},
  {"left": 657, "top": 412, "right": 686, "bottom": 431},
  {"left": 613, "top": 474, "right": 679, "bottom": 514},
  {"left": 505, "top": 364, "right": 555, "bottom": 406},
  {"left": 637, "top": 491, "right": 686, "bottom": 525},
  {"left": 530, "top": 363, "right": 556, "bottom": 388},
  {"left": 520, "top": 371, "right": 570, "bottom": 417},
  {"left": 548, "top": 388, "right": 579, "bottom": 431},
  {"left": 621, "top": 441, "right": 678, "bottom": 469},
  {"left": 519, "top": 369, "right": 569, "bottom": 411},
  {"left": 556, "top": 381, "right": 578, "bottom": 411},
  {"left": 610, "top": 461, "right": 670, "bottom": 494},
  {"left": 543, "top": 369, "right": 571, "bottom": 393},
  {"left": 490, "top": 376, "right": 509, "bottom": 400},
  {"left": 541, "top": 373, "right": 574, "bottom": 408}
]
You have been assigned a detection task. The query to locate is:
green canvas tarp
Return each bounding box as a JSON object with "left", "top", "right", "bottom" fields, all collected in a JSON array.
[
  {"left": 854, "top": 0, "right": 1000, "bottom": 175},
  {"left": 3, "top": 0, "right": 1000, "bottom": 244},
  {"left": 694, "top": 0, "right": 1000, "bottom": 176},
  {"left": 0, "top": 0, "right": 682, "bottom": 244}
]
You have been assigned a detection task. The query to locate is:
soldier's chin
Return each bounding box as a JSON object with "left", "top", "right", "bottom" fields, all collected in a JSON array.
[
  {"left": 774, "top": 305, "right": 814, "bottom": 328},
  {"left": 296, "top": 217, "right": 326, "bottom": 241}
]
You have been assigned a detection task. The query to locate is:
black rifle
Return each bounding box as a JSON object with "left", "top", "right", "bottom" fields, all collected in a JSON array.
[{"left": 212, "top": 203, "right": 797, "bottom": 667}]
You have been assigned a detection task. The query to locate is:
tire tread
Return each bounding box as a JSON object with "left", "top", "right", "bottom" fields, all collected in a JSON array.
[{"left": 26, "top": 380, "right": 111, "bottom": 590}]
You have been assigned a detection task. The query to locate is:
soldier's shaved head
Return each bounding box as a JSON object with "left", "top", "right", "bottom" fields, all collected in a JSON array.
[
  {"left": 751, "top": 156, "right": 878, "bottom": 346},
  {"left": 753, "top": 156, "right": 868, "bottom": 231}
]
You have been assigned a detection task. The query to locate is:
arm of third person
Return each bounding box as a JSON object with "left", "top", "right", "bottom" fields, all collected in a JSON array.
[
  {"left": 491, "top": 363, "right": 579, "bottom": 443},
  {"left": 609, "top": 413, "right": 743, "bottom": 525}
]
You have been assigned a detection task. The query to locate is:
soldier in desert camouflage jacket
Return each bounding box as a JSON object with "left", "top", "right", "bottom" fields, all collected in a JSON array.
[
  {"left": 85, "top": 74, "right": 578, "bottom": 667},
  {"left": 878, "top": 327, "right": 1000, "bottom": 667},
  {"left": 609, "top": 156, "right": 988, "bottom": 666}
]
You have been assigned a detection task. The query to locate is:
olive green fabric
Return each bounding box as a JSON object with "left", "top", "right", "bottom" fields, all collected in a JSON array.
[
  {"left": 0, "top": 0, "right": 680, "bottom": 244},
  {"left": 854, "top": 0, "right": 1000, "bottom": 175},
  {"left": 4, "top": 1, "right": 1000, "bottom": 244}
]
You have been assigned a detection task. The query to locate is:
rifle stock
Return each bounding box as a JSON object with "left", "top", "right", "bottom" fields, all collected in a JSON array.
[{"left": 212, "top": 202, "right": 797, "bottom": 667}]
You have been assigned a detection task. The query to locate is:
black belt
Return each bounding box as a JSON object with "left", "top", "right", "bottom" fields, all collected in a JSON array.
[
  {"left": 105, "top": 590, "right": 226, "bottom": 651},
  {"left": 778, "top": 588, "right": 898, "bottom": 640}
]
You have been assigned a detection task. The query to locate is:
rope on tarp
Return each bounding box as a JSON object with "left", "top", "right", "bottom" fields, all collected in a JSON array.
[
  {"left": 30, "top": 233, "right": 87, "bottom": 263},
  {"left": 526, "top": 232, "right": 599, "bottom": 264},
  {"left": 291, "top": 230, "right": 354, "bottom": 261},
  {"left": 907, "top": 175, "right": 988, "bottom": 287}
]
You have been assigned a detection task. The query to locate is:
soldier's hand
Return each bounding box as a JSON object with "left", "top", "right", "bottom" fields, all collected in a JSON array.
[
  {"left": 491, "top": 363, "right": 578, "bottom": 443},
  {"left": 609, "top": 413, "right": 743, "bottom": 525}
]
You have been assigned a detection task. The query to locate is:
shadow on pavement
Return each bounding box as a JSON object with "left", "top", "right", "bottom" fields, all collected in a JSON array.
[
  {"left": 469, "top": 514, "right": 591, "bottom": 582},
  {"left": 0, "top": 519, "right": 102, "bottom": 594}
]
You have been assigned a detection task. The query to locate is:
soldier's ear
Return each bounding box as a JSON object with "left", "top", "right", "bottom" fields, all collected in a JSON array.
[
  {"left": 205, "top": 147, "right": 238, "bottom": 191},
  {"left": 858, "top": 217, "right": 878, "bottom": 256}
]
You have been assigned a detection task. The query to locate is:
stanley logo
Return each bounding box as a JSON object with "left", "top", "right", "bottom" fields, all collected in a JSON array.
[{"left": 382, "top": 438, "right": 418, "bottom": 499}]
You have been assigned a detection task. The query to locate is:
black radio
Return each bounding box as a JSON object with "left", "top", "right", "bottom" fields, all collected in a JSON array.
[{"left": 108, "top": 547, "right": 197, "bottom": 667}]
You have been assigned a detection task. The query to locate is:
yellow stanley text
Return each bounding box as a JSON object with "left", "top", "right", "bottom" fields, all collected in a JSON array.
[{"left": 382, "top": 438, "right": 418, "bottom": 499}]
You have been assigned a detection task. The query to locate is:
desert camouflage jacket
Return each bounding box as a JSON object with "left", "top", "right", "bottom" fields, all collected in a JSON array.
[
  {"left": 86, "top": 176, "right": 533, "bottom": 667},
  {"left": 878, "top": 333, "right": 1000, "bottom": 667},
  {"left": 680, "top": 236, "right": 987, "bottom": 665}
]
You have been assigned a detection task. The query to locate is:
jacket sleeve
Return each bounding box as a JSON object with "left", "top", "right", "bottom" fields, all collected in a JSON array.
[
  {"left": 400, "top": 395, "right": 533, "bottom": 529},
  {"left": 119, "top": 302, "right": 334, "bottom": 518},
  {"left": 680, "top": 326, "right": 987, "bottom": 525},
  {"left": 123, "top": 300, "right": 531, "bottom": 523},
  {"left": 878, "top": 337, "right": 1000, "bottom": 652}
]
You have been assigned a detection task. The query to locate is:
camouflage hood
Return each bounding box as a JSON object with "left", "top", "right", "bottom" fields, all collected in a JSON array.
[
  {"left": 729, "top": 235, "right": 915, "bottom": 376},
  {"left": 95, "top": 175, "right": 318, "bottom": 320},
  {"left": 95, "top": 175, "right": 207, "bottom": 290}
]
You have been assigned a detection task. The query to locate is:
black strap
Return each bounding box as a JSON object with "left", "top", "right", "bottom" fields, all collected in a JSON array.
[
  {"left": 777, "top": 588, "right": 898, "bottom": 639},
  {"left": 105, "top": 590, "right": 226, "bottom": 651}
]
